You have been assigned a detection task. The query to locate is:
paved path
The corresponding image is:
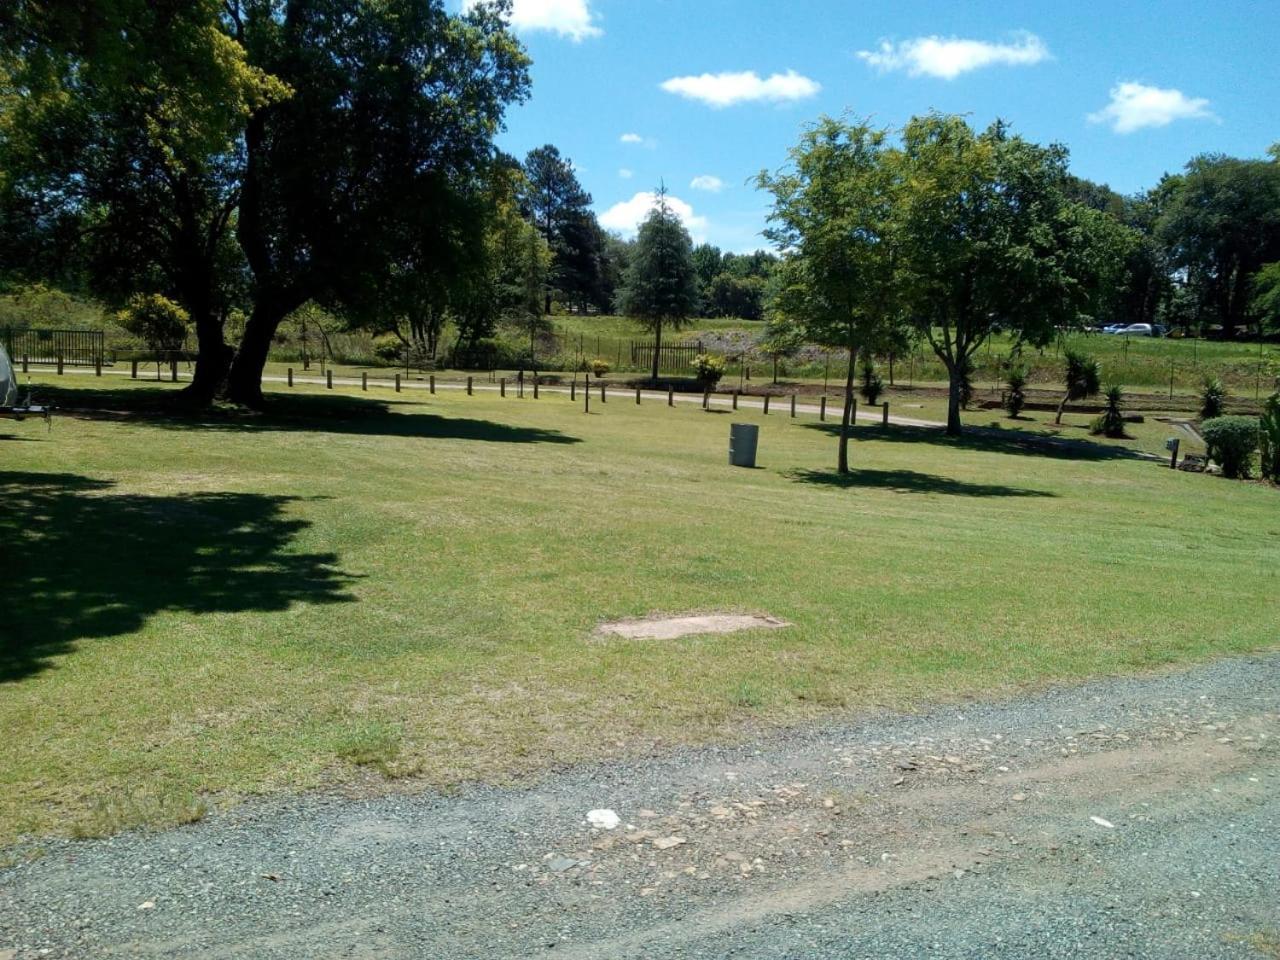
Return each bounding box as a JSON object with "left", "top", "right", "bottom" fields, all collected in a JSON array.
[{"left": 2, "top": 654, "right": 1276, "bottom": 959}]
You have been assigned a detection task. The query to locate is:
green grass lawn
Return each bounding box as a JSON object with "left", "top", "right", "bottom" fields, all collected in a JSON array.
[{"left": 2, "top": 374, "right": 1277, "bottom": 845}]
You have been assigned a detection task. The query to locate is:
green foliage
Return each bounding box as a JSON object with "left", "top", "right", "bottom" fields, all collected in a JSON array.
[
  {"left": 1004, "top": 365, "right": 1028, "bottom": 418},
  {"left": 1201, "top": 416, "right": 1260, "bottom": 479},
  {"left": 692, "top": 353, "right": 726, "bottom": 384},
  {"left": 115, "top": 294, "right": 190, "bottom": 357},
  {"left": 1200, "top": 376, "right": 1227, "bottom": 420},
  {"left": 1063, "top": 350, "right": 1102, "bottom": 400},
  {"left": 1260, "top": 393, "right": 1280, "bottom": 482},
  {"left": 1091, "top": 385, "right": 1128, "bottom": 438},
  {"left": 521, "top": 145, "right": 607, "bottom": 311},
  {"left": 373, "top": 334, "right": 403, "bottom": 364},
  {"left": 1251, "top": 262, "right": 1280, "bottom": 333},
  {"left": 589, "top": 358, "right": 611, "bottom": 377},
  {"left": 859, "top": 358, "right": 884, "bottom": 404}
]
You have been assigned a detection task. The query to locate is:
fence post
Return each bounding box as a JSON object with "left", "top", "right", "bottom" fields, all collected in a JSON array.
[
  {"left": 851, "top": 399, "right": 858, "bottom": 426},
  {"left": 732, "top": 391, "right": 738, "bottom": 410},
  {"left": 790, "top": 394, "right": 796, "bottom": 418},
  {"left": 668, "top": 386, "right": 674, "bottom": 407},
  {"left": 170, "top": 357, "right": 177, "bottom": 382},
  {"left": 820, "top": 396, "right": 827, "bottom": 421},
  {"left": 467, "top": 376, "right": 473, "bottom": 395},
  {"left": 763, "top": 394, "right": 770, "bottom": 415},
  {"left": 882, "top": 401, "right": 889, "bottom": 427},
  {"left": 584, "top": 381, "right": 590, "bottom": 413},
  {"left": 571, "top": 380, "right": 576, "bottom": 401},
  {"left": 395, "top": 374, "right": 401, "bottom": 393},
  {"left": 95, "top": 356, "right": 102, "bottom": 377},
  {"left": 327, "top": 369, "right": 333, "bottom": 389},
  {"left": 702, "top": 389, "right": 710, "bottom": 410},
  {"left": 534, "top": 379, "right": 539, "bottom": 400},
  {"left": 287, "top": 367, "right": 293, "bottom": 387},
  {"left": 131, "top": 359, "right": 138, "bottom": 380},
  {"left": 600, "top": 382, "right": 606, "bottom": 403},
  {"left": 429, "top": 375, "right": 435, "bottom": 394},
  {"left": 362, "top": 372, "right": 367, "bottom": 391},
  {"left": 57, "top": 353, "right": 64, "bottom": 376},
  {"left": 500, "top": 378, "right": 506, "bottom": 397},
  {"left": 635, "top": 385, "right": 641, "bottom": 405},
  {"left": 22, "top": 355, "right": 28, "bottom": 374},
  {"left": 745, "top": 364, "right": 751, "bottom": 381},
  {"left": 1169, "top": 437, "right": 1180, "bottom": 470}
]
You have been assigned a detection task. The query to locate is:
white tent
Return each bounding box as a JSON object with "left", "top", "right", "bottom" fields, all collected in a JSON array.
[{"left": 0, "top": 343, "right": 16, "bottom": 408}]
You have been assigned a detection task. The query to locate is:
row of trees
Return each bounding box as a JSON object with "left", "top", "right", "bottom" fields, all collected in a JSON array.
[{"left": 0, "top": 0, "right": 532, "bottom": 407}]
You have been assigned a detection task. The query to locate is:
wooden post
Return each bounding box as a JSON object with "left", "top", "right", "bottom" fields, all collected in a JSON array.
[
  {"left": 702, "top": 389, "right": 710, "bottom": 410},
  {"left": 131, "top": 359, "right": 138, "bottom": 380},
  {"left": 851, "top": 399, "right": 857, "bottom": 426},
  {"left": 395, "top": 374, "right": 401, "bottom": 393},
  {"left": 287, "top": 367, "right": 293, "bottom": 387},
  {"left": 1169, "top": 438, "right": 1180, "bottom": 470},
  {"left": 429, "top": 375, "right": 435, "bottom": 394},
  {"left": 790, "top": 394, "right": 796, "bottom": 418},
  {"left": 500, "top": 378, "right": 506, "bottom": 397},
  {"left": 745, "top": 364, "right": 751, "bottom": 381},
  {"left": 534, "top": 379, "right": 539, "bottom": 399},
  {"left": 763, "top": 395, "right": 770, "bottom": 415},
  {"left": 57, "top": 353, "right": 64, "bottom": 376},
  {"left": 362, "top": 372, "right": 367, "bottom": 391},
  {"left": 95, "top": 356, "right": 102, "bottom": 377},
  {"left": 601, "top": 383, "right": 606, "bottom": 403},
  {"left": 820, "top": 396, "right": 827, "bottom": 421},
  {"left": 170, "top": 358, "right": 178, "bottom": 382},
  {"left": 584, "top": 382, "right": 590, "bottom": 413},
  {"left": 882, "top": 401, "right": 889, "bottom": 427},
  {"left": 667, "top": 386, "right": 674, "bottom": 407},
  {"left": 635, "top": 385, "right": 641, "bottom": 405},
  {"left": 467, "top": 376, "right": 473, "bottom": 395},
  {"left": 571, "top": 380, "right": 576, "bottom": 401},
  {"left": 22, "top": 355, "right": 28, "bottom": 374},
  {"left": 732, "top": 391, "right": 738, "bottom": 410},
  {"left": 327, "top": 369, "right": 333, "bottom": 389}
]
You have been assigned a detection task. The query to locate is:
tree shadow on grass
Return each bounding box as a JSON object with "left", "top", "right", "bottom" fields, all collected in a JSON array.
[
  {"left": 801, "top": 421, "right": 1142, "bottom": 462},
  {"left": 788, "top": 467, "right": 1056, "bottom": 498},
  {"left": 32, "top": 385, "right": 580, "bottom": 444},
  {"left": 0, "top": 472, "right": 356, "bottom": 683}
]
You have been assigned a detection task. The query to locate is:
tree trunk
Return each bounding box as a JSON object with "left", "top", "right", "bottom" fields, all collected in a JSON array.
[
  {"left": 650, "top": 320, "right": 662, "bottom": 382},
  {"left": 946, "top": 364, "right": 963, "bottom": 436},
  {"left": 226, "top": 298, "right": 291, "bottom": 408},
  {"left": 838, "top": 345, "right": 858, "bottom": 474},
  {"left": 1054, "top": 392, "right": 1070, "bottom": 425},
  {"left": 180, "top": 310, "right": 233, "bottom": 407}
]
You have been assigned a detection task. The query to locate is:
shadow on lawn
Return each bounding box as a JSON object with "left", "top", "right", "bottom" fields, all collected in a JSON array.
[
  {"left": 788, "top": 467, "right": 1055, "bottom": 498},
  {"left": 0, "top": 471, "right": 355, "bottom": 683},
  {"left": 34, "top": 385, "right": 581, "bottom": 445},
  {"left": 802, "top": 421, "right": 1141, "bottom": 462}
]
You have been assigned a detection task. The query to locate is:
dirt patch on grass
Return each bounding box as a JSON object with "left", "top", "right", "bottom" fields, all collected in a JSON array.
[{"left": 596, "top": 614, "right": 790, "bottom": 641}]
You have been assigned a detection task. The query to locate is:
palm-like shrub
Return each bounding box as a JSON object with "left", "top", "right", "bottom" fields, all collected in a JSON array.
[
  {"left": 1055, "top": 349, "right": 1100, "bottom": 424},
  {"left": 1091, "top": 384, "right": 1127, "bottom": 438},
  {"left": 1004, "top": 365, "right": 1027, "bottom": 418},
  {"left": 859, "top": 358, "right": 884, "bottom": 404},
  {"left": 1200, "top": 376, "right": 1226, "bottom": 420},
  {"left": 1201, "top": 415, "right": 1259, "bottom": 479}
]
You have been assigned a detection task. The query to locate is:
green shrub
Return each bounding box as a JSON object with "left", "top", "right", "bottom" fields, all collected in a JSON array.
[
  {"left": 372, "top": 333, "right": 403, "bottom": 364},
  {"left": 1260, "top": 393, "right": 1280, "bottom": 482},
  {"left": 114, "top": 293, "right": 189, "bottom": 359},
  {"left": 1004, "top": 365, "right": 1027, "bottom": 418},
  {"left": 859, "top": 358, "right": 884, "bottom": 404},
  {"left": 692, "top": 353, "right": 725, "bottom": 384},
  {"left": 1091, "top": 385, "right": 1127, "bottom": 438},
  {"left": 1056, "top": 348, "right": 1100, "bottom": 423},
  {"left": 1200, "top": 376, "right": 1226, "bottom": 420},
  {"left": 1201, "top": 415, "right": 1259, "bottom": 479},
  {"left": 589, "top": 358, "right": 611, "bottom": 377}
]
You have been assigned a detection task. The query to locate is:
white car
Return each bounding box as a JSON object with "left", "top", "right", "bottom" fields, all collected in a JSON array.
[{"left": 1118, "top": 323, "right": 1154, "bottom": 337}]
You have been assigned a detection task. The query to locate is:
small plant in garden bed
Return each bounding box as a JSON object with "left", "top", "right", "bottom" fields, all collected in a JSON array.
[
  {"left": 1091, "top": 385, "right": 1129, "bottom": 438},
  {"left": 692, "top": 353, "right": 726, "bottom": 384},
  {"left": 589, "top": 358, "right": 611, "bottom": 377},
  {"left": 1004, "top": 365, "right": 1028, "bottom": 418},
  {"left": 1200, "top": 376, "right": 1226, "bottom": 420},
  {"left": 1201, "top": 415, "right": 1259, "bottom": 479}
]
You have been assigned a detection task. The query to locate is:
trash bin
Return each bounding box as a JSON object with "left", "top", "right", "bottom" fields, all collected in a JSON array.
[{"left": 729, "top": 423, "right": 759, "bottom": 468}]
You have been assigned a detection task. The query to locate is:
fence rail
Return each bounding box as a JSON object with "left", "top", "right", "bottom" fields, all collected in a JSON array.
[
  {"left": 2, "top": 327, "right": 105, "bottom": 367},
  {"left": 629, "top": 339, "right": 705, "bottom": 374}
]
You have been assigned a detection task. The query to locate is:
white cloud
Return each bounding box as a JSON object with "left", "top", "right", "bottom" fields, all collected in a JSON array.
[
  {"left": 857, "top": 31, "right": 1049, "bottom": 80},
  {"left": 618, "top": 168, "right": 634, "bottom": 179},
  {"left": 690, "top": 175, "right": 725, "bottom": 193},
  {"left": 599, "top": 192, "right": 710, "bottom": 242},
  {"left": 462, "top": 0, "right": 601, "bottom": 42},
  {"left": 620, "top": 133, "right": 643, "bottom": 144},
  {"left": 1087, "top": 81, "right": 1216, "bottom": 134},
  {"left": 660, "top": 69, "right": 820, "bottom": 108}
]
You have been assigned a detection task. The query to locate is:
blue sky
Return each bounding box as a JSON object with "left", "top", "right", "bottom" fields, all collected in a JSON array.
[{"left": 463, "top": 0, "right": 1279, "bottom": 252}]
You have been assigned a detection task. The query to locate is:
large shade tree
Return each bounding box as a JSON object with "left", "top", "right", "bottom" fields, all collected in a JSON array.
[
  {"left": 615, "top": 189, "right": 699, "bottom": 381},
  {"left": 758, "top": 116, "right": 901, "bottom": 473},
  {"left": 892, "top": 114, "right": 1112, "bottom": 435},
  {"left": 521, "top": 144, "right": 604, "bottom": 313},
  {"left": 225, "top": 0, "right": 530, "bottom": 406}
]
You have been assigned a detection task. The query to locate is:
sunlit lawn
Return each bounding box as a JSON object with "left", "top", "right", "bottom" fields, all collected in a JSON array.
[{"left": 1, "top": 374, "right": 1276, "bottom": 844}]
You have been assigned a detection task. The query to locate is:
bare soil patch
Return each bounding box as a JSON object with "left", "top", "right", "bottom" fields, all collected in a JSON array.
[{"left": 596, "top": 613, "right": 790, "bottom": 641}]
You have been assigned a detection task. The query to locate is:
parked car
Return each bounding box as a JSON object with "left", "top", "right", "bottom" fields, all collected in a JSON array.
[
  {"left": 1101, "top": 323, "right": 1127, "bottom": 335},
  {"left": 1118, "top": 323, "right": 1155, "bottom": 337}
]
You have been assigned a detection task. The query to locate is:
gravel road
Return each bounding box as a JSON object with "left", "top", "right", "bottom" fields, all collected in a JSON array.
[{"left": 3, "top": 654, "right": 1277, "bottom": 959}]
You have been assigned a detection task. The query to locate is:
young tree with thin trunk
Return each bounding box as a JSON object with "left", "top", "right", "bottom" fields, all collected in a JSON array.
[
  {"left": 757, "top": 117, "right": 900, "bottom": 474},
  {"left": 615, "top": 189, "right": 699, "bottom": 382}
]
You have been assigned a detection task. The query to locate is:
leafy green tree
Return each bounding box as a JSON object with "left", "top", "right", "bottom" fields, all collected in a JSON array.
[
  {"left": 1260, "top": 393, "right": 1280, "bottom": 483},
  {"left": 615, "top": 189, "right": 699, "bottom": 381},
  {"left": 0, "top": 0, "right": 287, "bottom": 403},
  {"left": 758, "top": 116, "right": 900, "bottom": 473},
  {"left": 691, "top": 243, "right": 723, "bottom": 294},
  {"left": 757, "top": 310, "right": 806, "bottom": 384},
  {"left": 116, "top": 293, "right": 190, "bottom": 373},
  {"left": 893, "top": 115, "right": 1108, "bottom": 436},
  {"left": 1157, "top": 155, "right": 1280, "bottom": 337},
  {"left": 224, "top": 0, "right": 530, "bottom": 406},
  {"left": 706, "top": 274, "right": 767, "bottom": 320},
  {"left": 521, "top": 145, "right": 603, "bottom": 313},
  {"left": 1252, "top": 261, "right": 1280, "bottom": 333}
]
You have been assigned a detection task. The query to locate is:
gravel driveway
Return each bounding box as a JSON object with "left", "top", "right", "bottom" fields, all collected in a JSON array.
[{"left": 3, "top": 654, "right": 1277, "bottom": 959}]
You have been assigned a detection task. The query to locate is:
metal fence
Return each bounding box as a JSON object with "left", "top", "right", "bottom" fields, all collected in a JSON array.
[
  {"left": 629, "top": 339, "right": 705, "bottom": 374},
  {"left": 2, "top": 327, "right": 105, "bottom": 367}
]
